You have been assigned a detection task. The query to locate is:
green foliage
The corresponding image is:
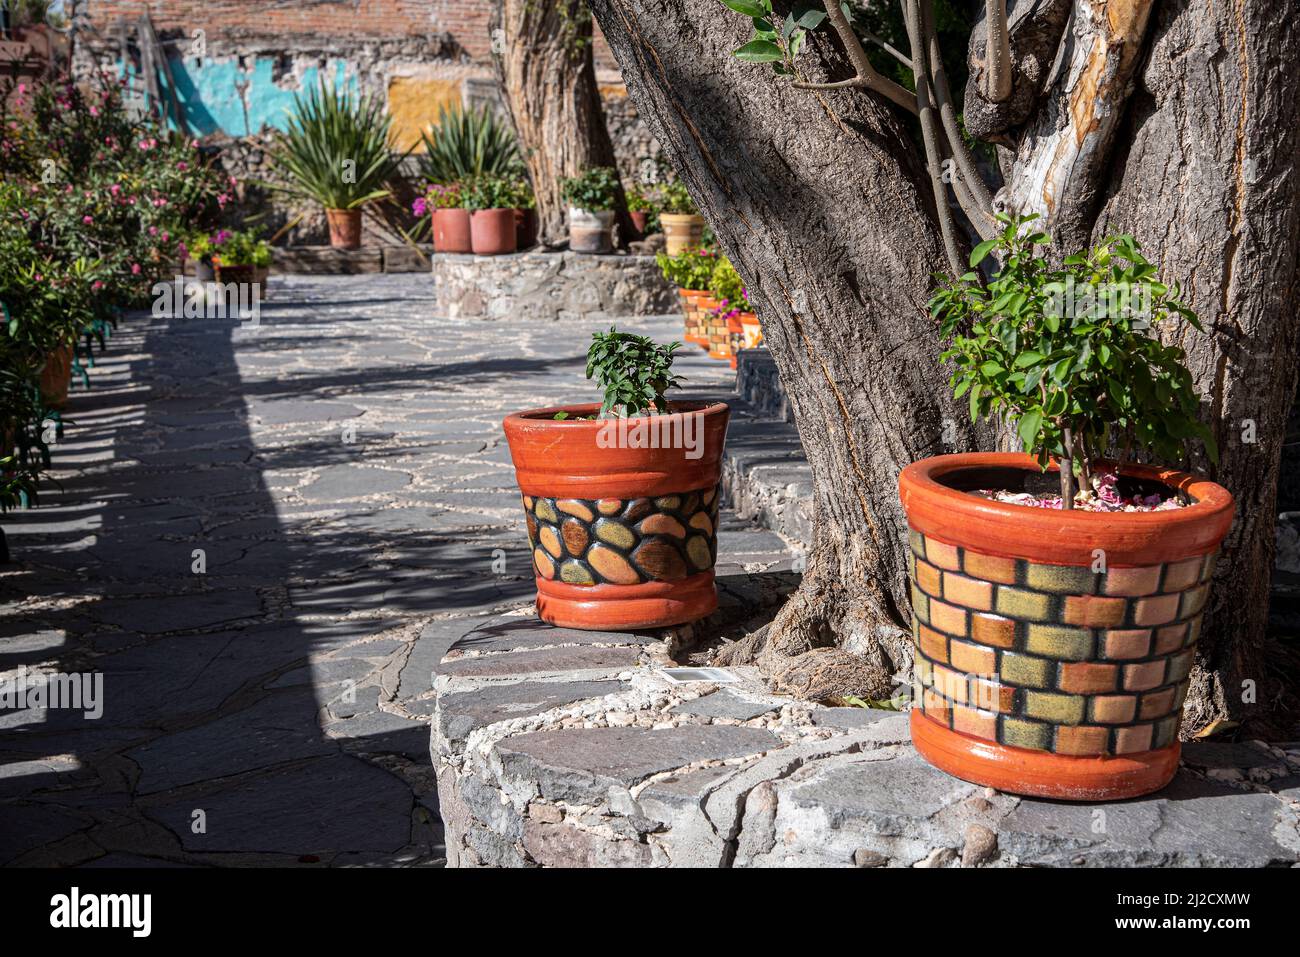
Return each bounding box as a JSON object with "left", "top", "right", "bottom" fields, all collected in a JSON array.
[
  {"left": 625, "top": 184, "right": 655, "bottom": 213},
  {"left": 270, "top": 84, "right": 407, "bottom": 210},
  {"left": 586, "top": 327, "right": 684, "bottom": 416},
  {"left": 656, "top": 179, "right": 697, "bottom": 216},
  {"left": 561, "top": 166, "right": 621, "bottom": 212},
  {"left": 417, "top": 104, "right": 522, "bottom": 185},
  {"left": 655, "top": 245, "right": 718, "bottom": 290},
  {"left": 929, "top": 215, "right": 1215, "bottom": 473},
  {"left": 215, "top": 230, "right": 272, "bottom": 268},
  {"left": 462, "top": 175, "right": 518, "bottom": 211},
  {"left": 709, "top": 257, "right": 752, "bottom": 311}
]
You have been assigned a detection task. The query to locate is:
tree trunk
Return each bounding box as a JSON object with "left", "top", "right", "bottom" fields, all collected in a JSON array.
[
  {"left": 1095, "top": 0, "right": 1300, "bottom": 732},
  {"left": 588, "top": 0, "right": 990, "bottom": 698},
  {"left": 589, "top": 0, "right": 1300, "bottom": 732},
  {"left": 492, "top": 0, "right": 624, "bottom": 247}
]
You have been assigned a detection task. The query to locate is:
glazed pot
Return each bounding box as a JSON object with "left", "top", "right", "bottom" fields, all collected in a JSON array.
[
  {"left": 39, "top": 342, "right": 74, "bottom": 408},
  {"left": 433, "top": 208, "right": 473, "bottom": 254},
  {"left": 569, "top": 207, "right": 615, "bottom": 254},
  {"left": 515, "top": 207, "right": 539, "bottom": 251},
  {"left": 326, "top": 207, "right": 363, "bottom": 250},
  {"left": 503, "top": 401, "right": 731, "bottom": 630},
  {"left": 661, "top": 213, "right": 705, "bottom": 256},
  {"left": 898, "top": 452, "right": 1234, "bottom": 801},
  {"left": 679, "top": 289, "right": 710, "bottom": 346},
  {"left": 471, "top": 209, "right": 519, "bottom": 256}
]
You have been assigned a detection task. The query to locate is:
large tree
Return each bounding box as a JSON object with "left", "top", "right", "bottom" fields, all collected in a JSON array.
[
  {"left": 587, "top": 0, "right": 1300, "bottom": 733},
  {"left": 493, "top": 0, "right": 627, "bottom": 246}
]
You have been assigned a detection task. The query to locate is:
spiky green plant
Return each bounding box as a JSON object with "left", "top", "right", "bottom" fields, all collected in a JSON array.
[
  {"left": 417, "top": 105, "right": 522, "bottom": 185},
  {"left": 270, "top": 84, "right": 407, "bottom": 210}
]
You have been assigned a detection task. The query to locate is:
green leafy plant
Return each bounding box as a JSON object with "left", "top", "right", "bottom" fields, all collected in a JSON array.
[
  {"left": 562, "top": 166, "right": 621, "bottom": 212},
  {"left": 655, "top": 245, "right": 718, "bottom": 290},
  {"left": 503, "top": 176, "right": 536, "bottom": 210},
  {"left": 929, "top": 214, "right": 1214, "bottom": 508},
  {"left": 215, "top": 230, "right": 272, "bottom": 268},
  {"left": 656, "top": 179, "right": 697, "bottom": 216},
  {"left": 709, "top": 257, "right": 752, "bottom": 312},
  {"left": 626, "top": 184, "right": 655, "bottom": 213},
  {"left": 585, "top": 327, "right": 683, "bottom": 416},
  {"left": 417, "top": 104, "right": 522, "bottom": 185},
  {"left": 462, "top": 175, "right": 518, "bottom": 211},
  {"left": 270, "top": 84, "right": 407, "bottom": 210}
]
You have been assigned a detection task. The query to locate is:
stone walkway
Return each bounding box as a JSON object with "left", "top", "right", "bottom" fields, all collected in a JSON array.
[{"left": 0, "top": 274, "right": 796, "bottom": 866}]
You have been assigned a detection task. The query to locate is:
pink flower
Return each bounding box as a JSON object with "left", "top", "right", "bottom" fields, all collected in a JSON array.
[
  {"left": 82, "top": 215, "right": 93, "bottom": 224},
  {"left": 131, "top": 263, "right": 141, "bottom": 275},
  {"left": 412, "top": 197, "right": 428, "bottom": 217},
  {"left": 110, "top": 184, "right": 120, "bottom": 195},
  {"left": 92, "top": 280, "right": 104, "bottom": 291},
  {"left": 149, "top": 226, "right": 158, "bottom": 236}
]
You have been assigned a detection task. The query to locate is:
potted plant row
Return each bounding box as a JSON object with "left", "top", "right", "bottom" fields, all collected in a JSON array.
[
  {"left": 656, "top": 245, "right": 719, "bottom": 348},
  {"left": 562, "top": 166, "right": 621, "bottom": 255},
  {"left": 421, "top": 177, "right": 537, "bottom": 255},
  {"left": 503, "top": 328, "right": 730, "bottom": 630},
  {"left": 213, "top": 230, "right": 272, "bottom": 289},
  {"left": 706, "top": 257, "right": 761, "bottom": 368},
  {"left": 901, "top": 216, "right": 1234, "bottom": 801}
]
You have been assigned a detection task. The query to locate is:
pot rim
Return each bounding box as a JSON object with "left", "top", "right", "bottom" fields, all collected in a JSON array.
[
  {"left": 505, "top": 399, "right": 728, "bottom": 430},
  {"left": 899, "top": 452, "right": 1235, "bottom": 566}
]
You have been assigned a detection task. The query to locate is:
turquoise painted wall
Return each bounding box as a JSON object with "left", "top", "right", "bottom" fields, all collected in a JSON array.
[{"left": 120, "top": 56, "right": 357, "bottom": 137}]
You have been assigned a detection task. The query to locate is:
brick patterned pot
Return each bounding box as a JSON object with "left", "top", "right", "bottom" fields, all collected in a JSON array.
[
  {"left": 470, "top": 209, "right": 518, "bottom": 255},
  {"left": 433, "top": 208, "right": 472, "bottom": 254},
  {"left": 678, "top": 289, "right": 710, "bottom": 346},
  {"left": 503, "top": 401, "right": 730, "bottom": 630},
  {"left": 660, "top": 213, "right": 705, "bottom": 256},
  {"left": 898, "top": 452, "right": 1234, "bottom": 801},
  {"left": 326, "top": 208, "right": 362, "bottom": 249}
]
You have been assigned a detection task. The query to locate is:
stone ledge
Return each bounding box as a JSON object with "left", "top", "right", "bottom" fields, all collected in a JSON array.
[
  {"left": 432, "top": 250, "right": 676, "bottom": 321},
  {"left": 272, "top": 245, "right": 432, "bottom": 275},
  {"left": 429, "top": 613, "right": 1300, "bottom": 868},
  {"left": 721, "top": 392, "right": 813, "bottom": 548}
]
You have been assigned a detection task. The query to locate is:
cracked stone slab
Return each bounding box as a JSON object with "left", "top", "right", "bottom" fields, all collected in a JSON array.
[
  {"left": 437, "top": 680, "right": 625, "bottom": 751},
  {"left": 670, "top": 690, "right": 780, "bottom": 722},
  {"left": 436, "top": 645, "right": 642, "bottom": 679}
]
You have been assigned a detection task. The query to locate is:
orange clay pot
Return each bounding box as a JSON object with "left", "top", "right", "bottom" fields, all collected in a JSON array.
[
  {"left": 898, "top": 452, "right": 1234, "bottom": 801},
  {"left": 503, "top": 401, "right": 730, "bottom": 630},
  {"left": 679, "top": 289, "right": 709, "bottom": 346},
  {"left": 433, "top": 208, "right": 473, "bottom": 254},
  {"left": 326, "top": 208, "right": 363, "bottom": 249},
  {"left": 39, "top": 342, "right": 75, "bottom": 408}
]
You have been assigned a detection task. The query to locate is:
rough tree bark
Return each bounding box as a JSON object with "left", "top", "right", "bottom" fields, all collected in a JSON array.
[
  {"left": 589, "top": 0, "right": 1300, "bottom": 732},
  {"left": 492, "top": 0, "right": 623, "bottom": 246}
]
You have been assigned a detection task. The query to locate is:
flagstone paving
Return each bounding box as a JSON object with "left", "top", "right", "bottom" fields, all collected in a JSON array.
[{"left": 0, "top": 273, "right": 798, "bottom": 867}]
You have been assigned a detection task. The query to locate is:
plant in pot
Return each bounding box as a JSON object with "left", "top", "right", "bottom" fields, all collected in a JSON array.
[
  {"left": 212, "top": 229, "right": 272, "bottom": 289},
  {"left": 625, "top": 184, "right": 659, "bottom": 241},
  {"left": 561, "top": 167, "right": 620, "bottom": 255},
  {"left": 901, "top": 215, "right": 1234, "bottom": 802},
  {"left": 503, "top": 176, "right": 538, "bottom": 251},
  {"left": 656, "top": 245, "right": 718, "bottom": 348},
  {"left": 417, "top": 183, "right": 471, "bottom": 254},
  {"left": 704, "top": 257, "right": 759, "bottom": 366},
  {"left": 503, "top": 328, "right": 731, "bottom": 630},
  {"left": 417, "top": 104, "right": 522, "bottom": 185},
  {"left": 462, "top": 175, "right": 519, "bottom": 256},
  {"left": 269, "top": 83, "right": 408, "bottom": 250},
  {"left": 658, "top": 179, "right": 705, "bottom": 256},
  {"left": 185, "top": 230, "right": 226, "bottom": 282}
]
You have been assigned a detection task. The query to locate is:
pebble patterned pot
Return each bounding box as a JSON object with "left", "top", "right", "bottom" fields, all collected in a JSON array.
[
  {"left": 326, "top": 208, "right": 363, "bottom": 250},
  {"left": 898, "top": 452, "right": 1234, "bottom": 801},
  {"left": 503, "top": 401, "right": 730, "bottom": 630}
]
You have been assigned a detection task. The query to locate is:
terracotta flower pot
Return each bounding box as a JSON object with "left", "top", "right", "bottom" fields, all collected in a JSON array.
[
  {"left": 433, "top": 208, "right": 473, "bottom": 254},
  {"left": 679, "top": 289, "right": 710, "bottom": 346},
  {"left": 569, "top": 207, "right": 615, "bottom": 254},
  {"left": 661, "top": 213, "right": 705, "bottom": 256},
  {"left": 515, "top": 208, "right": 539, "bottom": 250},
  {"left": 470, "top": 208, "right": 519, "bottom": 256},
  {"left": 503, "top": 401, "right": 731, "bottom": 630},
  {"left": 39, "top": 342, "right": 75, "bottom": 408},
  {"left": 696, "top": 296, "right": 719, "bottom": 352},
  {"left": 629, "top": 210, "right": 649, "bottom": 241},
  {"left": 706, "top": 307, "right": 734, "bottom": 363},
  {"left": 738, "top": 313, "right": 763, "bottom": 349},
  {"left": 326, "top": 208, "right": 363, "bottom": 249},
  {"left": 898, "top": 452, "right": 1235, "bottom": 801}
]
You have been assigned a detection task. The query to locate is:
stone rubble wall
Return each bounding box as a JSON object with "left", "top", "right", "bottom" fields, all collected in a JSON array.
[{"left": 430, "top": 613, "right": 1300, "bottom": 868}]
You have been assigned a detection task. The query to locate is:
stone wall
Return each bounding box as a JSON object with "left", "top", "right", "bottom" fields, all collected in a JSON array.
[{"left": 432, "top": 251, "right": 677, "bottom": 322}]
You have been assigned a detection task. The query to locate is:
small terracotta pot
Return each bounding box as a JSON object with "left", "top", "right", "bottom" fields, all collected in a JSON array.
[
  {"left": 326, "top": 208, "right": 363, "bottom": 249},
  {"left": 628, "top": 210, "right": 649, "bottom": 241},
  {"left": 569, "top": 207, "right": 615, "bottom": 254},
  {"left": 503, "top": 401, "right": 731, "bottom": 630},
  {"left": 39, "top": 342, "right": 74, "bottom": 408},
  {"left": 679, "top": 289, "right": 710, "bottom": 346},
  {"left": 470, "top": 208, "right": 519, "bottom": 256},
  {"left": 515, "top": 208, "right": 539, "bottom": 250},
  {"left": 433, "top": 208, "right": 473, "bottom": 254},
  {"left": 660, "top": 213, "right": 705, "bottom": 256},
  {"left": 898, "top": 452, "right": 1235, "bottom": 801}
]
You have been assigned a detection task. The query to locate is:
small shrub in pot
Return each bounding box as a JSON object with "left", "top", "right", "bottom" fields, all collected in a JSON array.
[
  {"left": 463, "top": 175, "right": 519, "bottom": 256},
  {"left": 656, "top": 245, "right": 718, "bottom": 348},
  {"left": 562, "top": 167, "right": 620, "bottom": 254},
  {"left": 900, "top": 215, "right": 1234, "bottom": 801}
]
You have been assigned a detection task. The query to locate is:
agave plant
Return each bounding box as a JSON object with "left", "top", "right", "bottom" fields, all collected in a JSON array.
[
  {"left": 270, "top": 84, "right": 407, "bottom": 211},
  {"left": 417, "top": 105, "right": 522, "bottom": 185}
]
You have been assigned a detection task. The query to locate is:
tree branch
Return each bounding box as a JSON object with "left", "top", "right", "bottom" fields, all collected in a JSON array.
[
  {"left": 983, "top": 0, "right": 1013, "bottom": 102},
  {"left": 794, "top": 0, "right": 918, "bottom": 114}
]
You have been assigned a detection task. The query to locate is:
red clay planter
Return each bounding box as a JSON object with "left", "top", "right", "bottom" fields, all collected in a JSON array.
[
  {"left": 326, "top": 208, "right": 362, "bottom": 249},
  {"left": 898, "top": 452, "right": 1234, "bottom": 801},
  {"left": 470, "top": 209, "right": 518, "bottom": 256},
  {"left": 433, "top": 208, "right": 472, "bottom": 254},
  {"left": 503, "top": 401, "right": 730, "bottom": 630}
]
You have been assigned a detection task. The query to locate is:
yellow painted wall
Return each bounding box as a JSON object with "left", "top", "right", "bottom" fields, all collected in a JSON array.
[{"left": 387, "top": 76, "right": 464, "bottom": 152}]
